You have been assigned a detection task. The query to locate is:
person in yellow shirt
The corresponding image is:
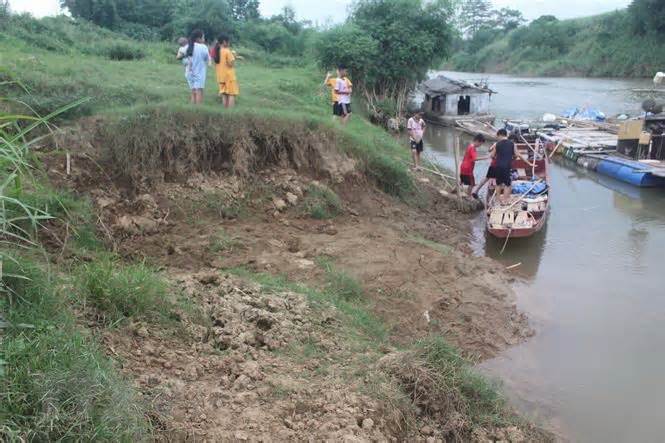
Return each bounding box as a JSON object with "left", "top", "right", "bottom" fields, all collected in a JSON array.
[
  {"left": 214, "top": 34, "right": 239, "bottom": 108},
  {"left": 324, "top": 72, "right": 339, "bottom": 119},
  {"left": 334, "top": 65, "right": 352, "bottom": 125}
]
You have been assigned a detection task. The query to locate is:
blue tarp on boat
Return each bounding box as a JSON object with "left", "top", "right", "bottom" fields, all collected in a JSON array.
[{"left": 512, "top": 180, "right": 548, "bottom": 196}]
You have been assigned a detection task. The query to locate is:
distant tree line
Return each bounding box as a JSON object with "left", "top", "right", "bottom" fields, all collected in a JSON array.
[{"left": 59, "top": 0, "right": 311, "bottom": 56}]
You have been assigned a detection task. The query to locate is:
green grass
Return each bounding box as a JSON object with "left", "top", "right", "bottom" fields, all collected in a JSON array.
[
  {"left": 0, "top": 255, "right": 151, "bottom": 441},
  {"left": 75, "top": 254, "right": 168, "bottom": 324},
  {"left": 408, "top": 234, "right": 452, "bottom": 256},
  {"left": 301, "top": 183, "right": 343, "bottom": 220},
  {"left": 207, "top": 228, "right": 244, "bottom": 255},
  {"left": 0, "top": 15, "right": 415, "bottom": 200}
]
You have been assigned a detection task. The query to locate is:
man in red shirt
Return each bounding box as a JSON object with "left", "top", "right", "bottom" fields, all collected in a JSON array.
[{"left": 459, "top": 134, "right": 487, "bottom": 197}]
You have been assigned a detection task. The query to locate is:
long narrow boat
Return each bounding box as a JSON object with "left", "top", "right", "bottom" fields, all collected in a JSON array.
[{"left": 486, "top": 143, "right": 550, "bottom": 239}]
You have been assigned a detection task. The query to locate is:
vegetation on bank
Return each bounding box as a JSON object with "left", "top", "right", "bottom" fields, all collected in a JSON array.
[
  {"left": 449, "top": 0, "right": 665, "bottom": 78},
  {"left": 0, "top": 9, "right": 544, "bottom": 440}
]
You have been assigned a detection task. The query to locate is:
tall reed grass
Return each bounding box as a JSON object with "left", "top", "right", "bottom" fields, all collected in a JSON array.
[{"left": 0, "top": 87, "right": 89, "bottom": 282}]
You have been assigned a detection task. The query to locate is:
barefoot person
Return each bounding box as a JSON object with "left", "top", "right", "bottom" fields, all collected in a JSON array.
[
  {"left": 494, "top": 129, "right": 531, "bottom": 204},
  {"left": 472, "top": 142, "right": 497, "bottom": 199},
  {"left": 184, "top": 30, "right": 209, "bottom": 105},
  {"left": 407, "top": 112, "right": 426, "bottom": 169},
  {"left": 214, "top": 34, "right": 239, "bottom": 108},
  {"left": 334, "top": 65, "right": 352, "bottom": 125},
  {"left": 459, "top": 134, "right": 487, "bottom": 197}
]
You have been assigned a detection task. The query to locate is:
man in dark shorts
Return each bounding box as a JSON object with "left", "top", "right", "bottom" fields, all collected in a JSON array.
[
  {"left": 494, "top": 128, "right": 530, "bottom": 204},
  {"left": 459, "top": 134, "right": 487, "bottom": 197},
  {"left": 407, "top": 112, "right": 426, "bottom": 169}
]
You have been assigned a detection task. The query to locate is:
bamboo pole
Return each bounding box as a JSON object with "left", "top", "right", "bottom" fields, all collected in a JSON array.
[{"left": 453, "top": 135, "right": 461, "bottom": 203}]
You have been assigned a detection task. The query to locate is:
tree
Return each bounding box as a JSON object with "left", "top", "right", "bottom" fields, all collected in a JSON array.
[
  {"left": 492, "top": 7, "right": 524, "bottom": 32},
  {"left": 270, "top": 6, "right": 301, "bottom": 34},
  {"left": 317, "top": 0, "right": 454, "bottom": 116},
  {"left": 228, "top": 0, "right": 259, "bottom": 22},
  {"left": 168, "top": 0, "right": 235, "bottom": 40},
  {"left": 629, "top": 0, "right": 665, "bottom": 34},
  {"left": 458, "top": 0, "right": 492, "bottom": 37},
  {"left": 60, "top": 0, "right": 120, "bottom": 28}
]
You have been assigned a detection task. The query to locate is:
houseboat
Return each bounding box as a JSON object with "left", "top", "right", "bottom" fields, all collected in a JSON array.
[{"left": 420, "top": 75, "right": 496, "bottom": 127}]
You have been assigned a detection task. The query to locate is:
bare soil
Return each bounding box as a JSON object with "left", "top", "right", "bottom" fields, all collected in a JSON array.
[{"left": 40, "top": 129, "right": 547, "bottom": 441}]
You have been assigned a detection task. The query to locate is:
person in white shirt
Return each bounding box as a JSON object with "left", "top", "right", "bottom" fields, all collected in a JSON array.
[
  {"left": 407, "top": 112, "right": 426, "bottom": 169},
  {"left": 334, "top": 65, "right": 352, "bottom": 125}
]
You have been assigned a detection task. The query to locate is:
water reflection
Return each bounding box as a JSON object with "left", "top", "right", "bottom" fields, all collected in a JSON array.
[{"left": 422, "top": 113, "right": 665, "bottom": 442}]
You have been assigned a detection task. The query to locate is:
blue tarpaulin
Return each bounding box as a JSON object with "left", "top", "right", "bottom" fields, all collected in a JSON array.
[
  {"left": 512, "top": 180, "right": 548, "bottom": 195},
  {"left": 562, "top": 107, "right": 606, "bottom": 122}
]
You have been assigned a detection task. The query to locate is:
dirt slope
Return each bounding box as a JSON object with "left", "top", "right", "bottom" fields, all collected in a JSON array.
[{"left": 40, "top": 121, "right": 548, "bottom": 441}]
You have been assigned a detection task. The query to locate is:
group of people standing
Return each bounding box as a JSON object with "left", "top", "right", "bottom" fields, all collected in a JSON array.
[
  {"left": 176, "top": 30, "right": 239, "bottom": 106},
  {"left": 324, "top": 66, "right": 353, "bottom": 125},
  {"left": 406, "top": 110, "right": 532, "bottom": 205}
]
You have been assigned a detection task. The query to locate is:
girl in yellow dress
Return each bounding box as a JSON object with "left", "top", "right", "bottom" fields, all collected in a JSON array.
[{"left": 213, "top": 34, "right": 239, "bottom": 108}]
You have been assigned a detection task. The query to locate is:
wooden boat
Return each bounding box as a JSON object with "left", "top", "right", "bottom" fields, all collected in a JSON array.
[
  {"left": 486, "top": 142, "right": 550, "bottom": 239},
  {"left": 456, "top": 119, "right": 499, "bottom": 140}
]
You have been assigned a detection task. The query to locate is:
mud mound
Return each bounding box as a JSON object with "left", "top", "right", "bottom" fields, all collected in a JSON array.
[
  {"left": 80, "top": 108, "right": 355, "bottom": 191},
  {"left": 103, "top": 273, "right": 400, "bottom": 441}
]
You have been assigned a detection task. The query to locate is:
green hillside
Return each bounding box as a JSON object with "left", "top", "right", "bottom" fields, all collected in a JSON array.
[{"left": 448, "top": 10, "right": 665, "bottom": 78}]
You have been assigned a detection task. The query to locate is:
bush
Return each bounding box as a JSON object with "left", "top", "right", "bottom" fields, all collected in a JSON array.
[
  {"left": 301, "top": 184, "right": 342, "bottom": 219},
  {"left": 99, "top": 42, "right": 146, "bottom": 60},
  {"left": 76, "top": 255, "right": 168, "bottom": 323}
]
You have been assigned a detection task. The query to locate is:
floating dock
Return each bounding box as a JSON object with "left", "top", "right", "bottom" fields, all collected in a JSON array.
[
  {"left": 538, "top": 127, "right": 618, "bottom": 159},
  {"left": 574, "top": 154, "right": 665, "bottom": 187}
]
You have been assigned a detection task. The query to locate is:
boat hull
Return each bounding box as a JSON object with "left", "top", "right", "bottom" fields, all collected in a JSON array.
[
  {"left": 488, "top": 211, "right": 548, "bottom": 238},
  {"left": 424, "top": 113, "right": 496, "bottom": 127}
]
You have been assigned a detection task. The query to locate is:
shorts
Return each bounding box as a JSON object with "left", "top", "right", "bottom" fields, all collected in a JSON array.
[
  {"left": 336, "top": 102, "right": 351, "bottom": 116},
  {"left": 332, "top": 102, "right": 339, "bottom": 116},
  {"left": 486, "top": 166, "right": 496, "bottom": 179},
  {"left": 186, "top": 73, "right": 205, "bottom": 90},
  {"left": 460, "top": 174, "right": 475, "bottom": 187},
  {"left": 410, "top": 139, "right": 424, "bottom": 153},
  {"left": 495, "top": 167, "right": 511, "bottom": 186}
]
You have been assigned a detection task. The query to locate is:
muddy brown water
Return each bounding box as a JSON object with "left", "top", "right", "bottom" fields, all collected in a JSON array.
[{"left": 421, "top": 72, "right": 665, "bottom": 442}]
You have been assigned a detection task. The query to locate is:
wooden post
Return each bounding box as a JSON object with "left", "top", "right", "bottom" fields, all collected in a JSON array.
[
  {"left": 453, "top": 135, "right": 462, "bottom": 206},
  {"left": 66, "top": 152, "right": 71, "bottom": 176}
]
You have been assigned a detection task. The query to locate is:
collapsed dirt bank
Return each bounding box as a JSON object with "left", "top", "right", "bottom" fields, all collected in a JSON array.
[{"left": 40, "top": 112, "right": 549, "bottom": 441}]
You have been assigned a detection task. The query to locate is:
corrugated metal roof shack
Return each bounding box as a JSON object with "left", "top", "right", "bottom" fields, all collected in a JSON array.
[{"left": 420, "top": 76, "right": 495, "bottom": 124}]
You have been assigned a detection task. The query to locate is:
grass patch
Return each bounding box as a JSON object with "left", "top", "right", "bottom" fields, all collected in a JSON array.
[
  {"left": 318, "top": 257, "right": 364, "bottom": 302},
  {"left": 0, "top": 255, "right": 150, "bottom": 441},
  {"left": 408, "top": 234, "right": 452, "bottom": 256},
  {"left": 75, "top": 254, "right": 168, "bottom": 324},
  {"left": 301, "top": 184, "right": 342, "bottom": 220},
  {"left": 207, "top": 229, "right": 244, "bottom": 255},
  {"left": 383, "top": 336, "right": 519, "bottom": 439}
]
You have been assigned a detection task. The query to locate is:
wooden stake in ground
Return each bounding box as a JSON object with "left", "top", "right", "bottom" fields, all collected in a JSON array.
[{"left": 453, "top": 134, "right": 461, "bottom": 204}]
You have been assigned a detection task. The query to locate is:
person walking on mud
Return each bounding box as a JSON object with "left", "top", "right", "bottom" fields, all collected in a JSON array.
[
  {"left": 183, "top": 30, "right": 209, "bottom": 105},
  {"left": 334, "top": 65, "right": 352, "bottom": 125},
  {"left": 214, "top": 34, "right": 239, "bottom": 108},
  {"left": 459, "top": 134, "right": 488, "bottom": 197},
  {"left": 407, "top": 112, "right": 426, "bottom": 170}
]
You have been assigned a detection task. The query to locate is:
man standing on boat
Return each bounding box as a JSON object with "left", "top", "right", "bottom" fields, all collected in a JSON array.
[
  {"left": 407, "top": 112, "right": 427, "bottom": 170},
  {"left": 494, "top": 129, "right": 530, "bottom": 204}
]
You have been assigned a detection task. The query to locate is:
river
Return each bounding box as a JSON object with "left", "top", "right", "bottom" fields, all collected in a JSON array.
[{"left": 423, "top": 72, "right": 665, "bottom": 442}]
